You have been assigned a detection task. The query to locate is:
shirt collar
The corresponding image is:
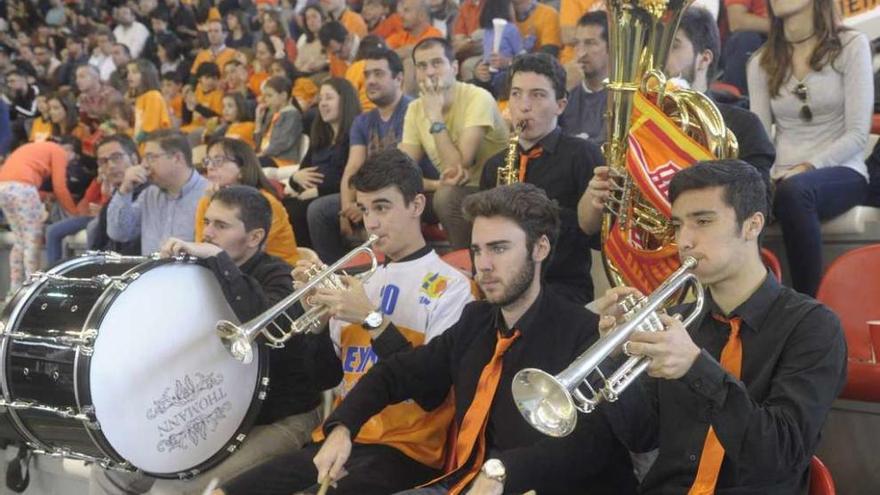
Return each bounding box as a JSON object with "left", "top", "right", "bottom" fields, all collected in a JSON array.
[
  {"left": 383, "top": 244, "right": 433, "bottom": 266},
  {"left": 492, "top": 288, "right": 544, "bottom": 338},
  {"left": 164, "top": 169, "right": 202, "bottom": 199},
  {"left": 514, "top": 1, "right": 537, "bottom": 22},
  {"left": 705, "top": 272, "right": 780, "bottom": 333},
  {"left": 239, "top": 250, "right": 267, "bottom": 273},
  {"left": 520, "top": 126, "right": 561, "bottom": 154}
]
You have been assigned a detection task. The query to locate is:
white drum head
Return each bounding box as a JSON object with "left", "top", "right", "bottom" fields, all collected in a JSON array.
[{"left": 89, "top": 262, "right": 261, "bottom": 475}]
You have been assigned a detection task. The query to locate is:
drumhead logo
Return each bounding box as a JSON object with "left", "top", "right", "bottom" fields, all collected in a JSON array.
[{"left": 146, "top": 372, "right": 232, "bottom": 453}]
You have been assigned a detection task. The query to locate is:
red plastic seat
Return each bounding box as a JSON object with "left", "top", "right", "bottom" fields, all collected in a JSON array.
[
  {"left": 760, "top": 247, "right": 782, "bottom": 281},
  {"left": 871, "top": 114, "right": 880, "bottom": 135},
  {"left": 816, "top": 244, "right": 880, "bottom": 401},
  {"left": 441, "top": 248, "right": 473, "bottom": 274},
  {"left": 809, "top": 456, "right": 836, "bottom": 495}
]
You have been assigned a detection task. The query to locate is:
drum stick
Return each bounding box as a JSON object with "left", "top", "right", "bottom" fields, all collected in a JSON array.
[
  {"left": 200, "top": 478, "right": 219, "bottom": 495},
  {"left": 316, "top": 475, "right": 331, "bottom": 495}
]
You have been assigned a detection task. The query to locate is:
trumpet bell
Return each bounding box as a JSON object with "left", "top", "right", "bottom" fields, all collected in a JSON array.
[
  {"left": 217, "top": 319, "right": 255, "bottom": 364},
  {"left": 512, "top": 368, "right": 577, "bottom": 438}
]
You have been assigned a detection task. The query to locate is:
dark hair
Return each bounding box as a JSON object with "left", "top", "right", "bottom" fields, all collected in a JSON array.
[
  {"left": 113, "top": 42, "right": 131, "bottom": 58},
  {"left": 319, "top": 21, "right": 348, "bottom": 47},
  {"left": 463, "top": 183, "right": 561, "bottom": 264},
  {"left": 161, "top": 70, "right": 184, "bottom": 84},
  {"left": 577, "top": 11, "right": 609, "bottom": 43},
  {"left": 96, "top": 133, "right": 139, "bottom": 159},
  {"left": 263, "top": 75, "right": 293, "bottom": 97},
  {"left": 129, "top": 59, "right": 161, "bottom": 94},
  {"left": 269, "top": 58, "right": 297, "bottom": 80},
  {"left": 196, "top": 61, "right": 221, "bottom": 79},
  {"left": 480, "top": 0, "right": 512, "bottom": 28},
  {"left": 222, "top": 92, "right": 250, "bottom": 123},
  {"left": 508, "top": 53, "right": 568, "bottom": 100},
  {"left": 759, "top": 0, "right": 848, "bottom": 97},
  {"left": 226, "top": 10, "right": 251, "bottom": 35},
  {"left": 355, "top": 34, "right": 388, "bottom": 61},
  {"left": 361, "top": 46, "right": 404, "bottom": 77},
  {"left": 210, "top": 185, "right": 273, "bottom": 242},
  {"left": 668, "top": 160, "right": 770, "bottom": 229},
  {"left": 48, "top": 92, "right": 79, "bottom": 133},
  {"left": 261, "top": 10, "right": 289, "bottom": 37},
  {"left": 49, "top": 134, "right": 83, "bottom": 157},
  {"left": 350, "top": 148, "right": 424, "bottom": 205},
  {"left": 208, "top": 138, "right": 280, "bottom": 199},
  {"left": 678, "top": 7, "right": 721, "bottom": 83},
  {"left": 412, "top": 37, "right": 454, "bottom": 64},
  {"left": 143, "top": 129, "right": 193, "bottom": 167},
  {"left": 302, "top": 5, "right": 325, "bottom": 42},
  {"left": 311, "top": 78, "right": 361, "bottom": 149},
  {"left": 158, "top": 35, "right": 183, "bottom": 62}
]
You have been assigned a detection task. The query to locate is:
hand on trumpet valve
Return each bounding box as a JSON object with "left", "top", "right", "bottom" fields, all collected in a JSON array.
[
  {"left": 292, "top": 258, "right": 325, "bottom": 311},
  {"left": 586, "top": 165, "right": 614, "bottom": 210},
  {"left": 593, "top": 286, "right": 645, "bottom": 337},
  {"left": 624, "top": 314, "right": 701, "bottom": 379},
  {"left": 310, "top": 275, "right": 375, "bottom": 325}
]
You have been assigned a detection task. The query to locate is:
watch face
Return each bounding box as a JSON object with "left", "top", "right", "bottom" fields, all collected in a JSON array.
[
  {"left": 484, "top": 459, "right": 505, "bottom": 478},
  {"left": 364, "top": 311, "right": 383, "bottom": 328}
]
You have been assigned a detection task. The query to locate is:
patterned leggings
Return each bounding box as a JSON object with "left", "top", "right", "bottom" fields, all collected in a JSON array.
[{"left": 0, "top": 182, "right": 45, "bottom": 294}]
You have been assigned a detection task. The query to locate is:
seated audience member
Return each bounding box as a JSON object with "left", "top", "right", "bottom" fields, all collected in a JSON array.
[
  {"left": 322, "top": 0, "right": 369, "bottom": 39},
  {"left": 481, "top": 54, "right": 602, "bottom": 305},
  {"left": 89, "top": 135, "right": 144, "bottom": 255},
  {"left": 255, "top": 76, "right": 304, "bottom": 168},
  {"left": 225, "top": 10, "right": 254, "bottom": 50},
  {"left": 559, "top": 12, "right": 609, "bottom": 145},
  {"left": 109, "top": 43, "right": 133, "bottom": 94},
  {"left": 364, "top": 0, "right": 404, "bottom": 39},
  {"left": 75, "top": 64, "right": 124, "bottom": 132},
  {"left": 101, "top": 100, "right": 136, "bottom": 138},
  {"left": 451, "top": 0, "right": 486, "bottom": 67},
  {"left": 203, "top": 93, "right": 256, "bottom": 148},
  {"left": 429, "top": 0, "right": 458, "bottom": 38},
  {"left": 213, "top": 149, "right": 474, "bottom": 495},
  {"left": 387, "top": 0, "right": 443, "bottom": 53},
  {"left": 308, "top": 47, "right": 440, "bottom": 263},
  {"left": 160, "top": 71, "right": 185, "bottom": 126},
  {"left": 126, "top": 59, "right": 172, "bottom": 144},
  {"left": 260, "top": 10, "right": 298, "bottom": 63},
  {"left": 54, "top": 36, "right": 89, "bottom": 88},
  {"left": 512, "top": 0, "right": 562, "bottom": 56},
  {"left": 249, "top": 39, "right": 278, "bottom": 97},
  {"left": 190, "top": 18, "right": 240, "bottom": 78},
  {"left": 156, "top": 35, "right": 188, "bottom": 83},
  {"left": 182, "top": 62, "right": 225, "bottom": 135},
  {"left": 89, "top": 28, "right": 117, "bottom": 82},
  {"left": 721, "top": 0, "right": 770, "bottom": 95},
  {"left": 320, "top": 21, "right": 361, "bottom": 79},
  {"left": 300, "top": 183, "right": 638, "bottom": 495},
  {"left": 295, "top": 5, "right": 331, "bottom": 77},
  {"left": 475, "top": 0, "right": 522, "bottom": 91},
  {"left": 47, "top": 93, "right": 90, "bottom": 143},
  {"left": 747, "top": 0, "right": 872, "bottom": 296},
  {"left": 598, "top": 161, "right": 846, "bottom": 493},
  {"left": 400, "top": 37, "right": 509, "bottom": 249},
  {"left": 222, "top": 59, "right": 258, "bottom": 118},
  {"left": 107, "top": 130, "right": 209, "bottom": 255},
  {"left": 0, "top": 139, "right": 79, "bottom": 295},
  {"left": 113, "top": 5, "right": 150, "bottom": 59},
  {"left": 196, "top": 138, "right": 299, "bottom": 265},
  {"left": 29, "top": 94, "right": 53, "bottom": 142},
  {"left": 6, "top": 69, "right": 41, "bottom": 147},
  {"left": 283, "top": 78, "right": 360, "bottom": 248}
]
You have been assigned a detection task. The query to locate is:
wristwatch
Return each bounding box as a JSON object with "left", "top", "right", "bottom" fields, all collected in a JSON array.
[
  {"left": 429, "top": 121, "right": 447, "bottom": 134},
  {"left": 362, "top": 310, "right": 384, "bottom": 330},
  {"left": 481, "top": 458, "right": 506, "bottom": 484}
]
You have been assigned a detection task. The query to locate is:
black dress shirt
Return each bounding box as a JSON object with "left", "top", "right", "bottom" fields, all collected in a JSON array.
[
  {"left": 326, "top": 290, "right": 638, "bottom": 495},
  {"left": 602, "top": 274, "right": 847, "bottom": 494},
  {"left": 480, "top": 128, "right": 603, "bottom": 304},
  {"left": 200, "top": 251, "right": 325, "bottom": 425}
]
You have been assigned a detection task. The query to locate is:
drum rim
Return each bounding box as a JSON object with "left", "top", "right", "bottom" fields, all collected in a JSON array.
[
  {"left": 0, "top": 254, "right": 116, "bottom": 453},
  {"left": 79, "top": 257, "right": 270, "bottom": 479}
]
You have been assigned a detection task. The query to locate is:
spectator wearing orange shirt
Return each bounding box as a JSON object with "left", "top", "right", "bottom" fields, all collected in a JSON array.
[
  {"left": 559, "top": 0, "right": 604, "bottom": 86},
  {"left": 321, "top": 0, "right": 369, "bottom": 38},
  {"left": 512, "top": 0, "right": 562, "bottom": 56},
  {"left": 364, "top": 0, "right": 404, "bottom": 39},
  {"left": 249, "top": 39, "right": 278, "bottom": 97},
  {"left": 127, "top": 59, "right": 172, "bottom": 144},
  {"left": 721, "top": 0, "right": 769, "bottom": 94},
  {"left": 47, "top": 93, "right": 90, "bottom": 144},
  {"left": 320, "top": 21, "right": 361, "bottom": 78},
  {"left": 29, "top": 95, "right": 53, "bottom": 143},
  {"left": 452, "top": 0, "right": 486, "bottom": 59},
  {"left": 182, "top": 62, "right": 225, "bottom": 135},
  {"left": 0, "top": 139, "right": 79, "bottom": 294},
  {"left": 205, "top": 93, "right": 257, "bottom": 148},
  {"left": 190, "top": 19, "right": 241, "bottom": 81},
  {"left": 388, "top": 0, "right": 444, "bottom": 52},
  {"left": 160, "top": 71, "right": 184, "bottom": 127}
]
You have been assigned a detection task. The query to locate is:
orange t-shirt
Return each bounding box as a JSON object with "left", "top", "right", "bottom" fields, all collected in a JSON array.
[
  {"left": 559, "top": 0, "right": 605, "bottom": 63},
  {"left": 371, "top": 13, "right": 404, "bottom": 39},
  {"left": 195, "top": 190, "right": 298, "bottom": 265},
  {"left": 386, "top": 25, "right": 444, "bottom": 50},
  {"left": 191, "top": 47, "right": 240, "bottom": 75},
  {"left": 224, "top": 121, "right": 256, "bottom": 148},
  {"left": 344, "top": 60, "right": 374, "bottom": 112},
  {"left": 29, "top": 117, "right": 52, "bottom": 142},
  {"left": 134, "top": 90, "right": 172, "bottom": 142},
  {"left": 0, "top": 141, "right": 77, "bottom": 215},
  {"left": 339, "top": 9, "right": 368, "bottom": 38},
  {"left": 453, "top": 0, "right": 485, "bottom": 37},
  {"left": 515, "top": 3, "right": 562, "bottom": 52},
  {"left": 249, "top": 71, "right": 270, "bottom": 97}
]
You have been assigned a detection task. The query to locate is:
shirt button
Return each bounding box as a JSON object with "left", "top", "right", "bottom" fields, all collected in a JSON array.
[
  {"left": 224, "top": 270, "right": 230, "bottom": 276},
  {"left": 693, "top": 379, "right": 702, "bottom": 389},
  {"left": 689, "top": 454, "right": 697, "bottom": 462},
  {"left": 235, "top": 295, "right": 241, "bottom": 301}
]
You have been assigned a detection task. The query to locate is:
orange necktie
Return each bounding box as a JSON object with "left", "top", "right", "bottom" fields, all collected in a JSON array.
[
  {"left": 441, "top": 330, "right": 521, "bottom": 495},
  {"left": 518, "top": 146, "right": 543, "bottom": 182},
  {"left": 689, "top": 315, "right": 743, "bottom": 495}
]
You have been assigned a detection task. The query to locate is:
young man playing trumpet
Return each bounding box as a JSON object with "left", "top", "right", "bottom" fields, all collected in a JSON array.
[
  {"left": 597, "top": 161, "right": 846, "bottom": 493},
  {"left": 480, "top": 53, "right": 604, "bottom": 304},
  {"left": 309, "top": 183, "right": 637, "bottom": 495},
  {"left": 213, "top": 149, "right": 474, "bottom": 494}
]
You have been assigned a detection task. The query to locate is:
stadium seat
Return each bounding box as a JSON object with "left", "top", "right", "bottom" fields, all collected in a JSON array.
[
  {"left": 809, "top": 456, "right": 836, "bottom": 495},
  {"left": 441, "top": 248, "right": 473, "bottom": 274},
  {"left": 760, "top": 247, "right": 782, "bottom": 281}
]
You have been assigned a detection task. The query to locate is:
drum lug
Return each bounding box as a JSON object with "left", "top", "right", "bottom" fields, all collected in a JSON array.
[
  {"left": 0, "top": 328, "right": 97, "bottom": 347},
  {"left": 0, "top": 398, "right": 97, "bottom": 423}
]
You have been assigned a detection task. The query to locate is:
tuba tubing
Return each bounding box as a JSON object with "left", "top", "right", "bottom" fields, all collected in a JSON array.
[{"left": 511, "top": 256, "right": 703, "bottom": 437}]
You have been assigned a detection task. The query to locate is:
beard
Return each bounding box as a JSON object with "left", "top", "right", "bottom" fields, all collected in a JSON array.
[{"left": 483, "top": 254, "right": 536, "bottom": 307}]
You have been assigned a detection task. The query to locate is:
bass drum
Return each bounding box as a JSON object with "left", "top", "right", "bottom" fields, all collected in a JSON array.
[{"left": 0, "top": 253, "right": 267, "bottom": 479}]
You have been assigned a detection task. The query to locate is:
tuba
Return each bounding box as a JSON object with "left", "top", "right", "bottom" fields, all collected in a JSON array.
[
  {"left": 496, "top": 121, "right": 528, "bottom": 186},
  {"left": 601, "top": 0, "right": 738, "bottom": 290},
  {"left": 216, "top": 235, "right": 379, "bottom": 364},
  {"left": 512, "top": 257, "right": 704, "bottom": 437}
]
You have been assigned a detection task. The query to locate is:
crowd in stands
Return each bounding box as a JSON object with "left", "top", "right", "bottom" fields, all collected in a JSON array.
[{"left": 0, "top": 0, "right": 874, "bottom": 301}]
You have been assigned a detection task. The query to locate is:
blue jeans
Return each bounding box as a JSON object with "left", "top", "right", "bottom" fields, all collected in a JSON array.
[
  {"left": 721, "top": 31, "right": 766, "bottom": 95},
  {"left": 773, "top": 166, "right": 868, "bottom": 296},
  {"left": 306, "top": 193, "right": 350, "bottom": 263},
  {"left": 46, "top": 215, "right": 92, "bottom": 265}
]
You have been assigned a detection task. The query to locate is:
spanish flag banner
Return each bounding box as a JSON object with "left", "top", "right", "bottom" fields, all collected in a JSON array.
[{"left": 604, "top": 92, "right": 714, "bottom": 294}]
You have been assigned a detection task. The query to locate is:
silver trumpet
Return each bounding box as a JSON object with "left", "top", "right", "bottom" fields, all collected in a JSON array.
[
  {"left": 217, "top": 235, "right": 380, "bottom": 364},
  {"left": 511, "top": 257, "right": 703, "bottom": 437}
]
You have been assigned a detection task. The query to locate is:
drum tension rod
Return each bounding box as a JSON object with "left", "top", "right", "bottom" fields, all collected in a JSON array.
[{"left": 0, "top": 398, "right": 96, "bottom": 423}]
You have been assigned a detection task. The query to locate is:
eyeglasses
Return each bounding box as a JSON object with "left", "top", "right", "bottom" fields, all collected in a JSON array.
[
  {"left": 202, "top": 156, "right": 238, "bottom": 169},
  {"left": 142, "top": 152, "right": 173, "bottom": 165},
  {"left": 794, "top": 83, "right": 812, "bottom": 123},
  {"left": 96, "top": 152, "right": 128, "bottom": 166}
]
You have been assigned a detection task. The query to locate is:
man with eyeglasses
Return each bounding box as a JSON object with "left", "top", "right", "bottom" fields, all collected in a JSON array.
[
  {"left": 88, "top": 134, "right": 146, "bottom": 255},
  {"left": 106, "top": 129, "right": 209, "bottom": 255}
]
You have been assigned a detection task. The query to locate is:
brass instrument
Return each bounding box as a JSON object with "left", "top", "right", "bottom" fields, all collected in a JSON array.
[
  {"left": 600, "top": 0, "right": 738, "bottom": 287},
  {"left": 511, "top": 257, "right": 703, "bottom": 437},
  {"left": 217, "top": 235, "right": 380, "bottom": 364},
  {"left": 496, "top": 121, "right": 528, "bottom": 186}
]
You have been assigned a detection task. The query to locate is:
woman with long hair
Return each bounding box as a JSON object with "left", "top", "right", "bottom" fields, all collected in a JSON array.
[
  {"left": 47, "top": 93, "right": 89, "bottom": 142},
  {"left": 255, "top": 75, "right": 303, "bottom": 168},
  {"left": 196, "top": 137, "right": 299, "bottom": 265},
  {"left": 747, "top": 0, "right": 873, "bottom": 296},
  {"left": 205, "top": 92, "right": 256, "bottom": 148},
  {"left": 225, "top": 10, "right": 254, "bottom": 49},
  {"left": 249, "top": 39, "right": 280, "bottom": 96},
  {"left": 127, "top": 59, "right": 172, "bottom": 144},
  {"left": 283, "top": 78, "right": 360, "bottom": 247},
  {"left": 294, "top": 5, "right": 329, "bottom": 76}
]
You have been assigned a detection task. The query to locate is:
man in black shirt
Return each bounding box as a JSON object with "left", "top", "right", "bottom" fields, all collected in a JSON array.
[
  {"left": 481, "top": 53, "right": 603, "bottom": 305},
  {"left": 311, "top": 184, "right": 637, "bottom": 495},
  {"left": 597, "top": 161, "right": 846, "bottom": 493}
]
